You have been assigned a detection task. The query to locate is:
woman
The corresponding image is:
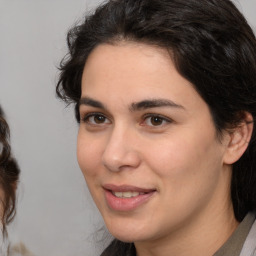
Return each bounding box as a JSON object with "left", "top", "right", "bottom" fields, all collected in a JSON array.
[
  {"left": 56, "top": 0, "right": 256, "bottom": 255},
  {"left": 0, "top": 107, "right": 20, "bottom": 254},
  {"left": 0, "top": 107, "right": 20, "bottom": 234}
]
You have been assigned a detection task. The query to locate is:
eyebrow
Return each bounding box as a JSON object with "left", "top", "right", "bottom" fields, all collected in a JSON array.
[
  {"left": 79, "top": 97, "right": 185, "bottom": 111},
  {"left": 130, "top": 99, "right": 185, "bottom": 111},
  {"left": 79, "top": 97, "right": 106, "bottom": 109}
]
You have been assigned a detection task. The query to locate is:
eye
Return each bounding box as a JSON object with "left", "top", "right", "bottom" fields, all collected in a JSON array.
[
  {"left": 81, "top": 113, "right": 111, "bottom": 125},
  {"left": 143, "top": 114, "right": 172, "bottom": 127}
]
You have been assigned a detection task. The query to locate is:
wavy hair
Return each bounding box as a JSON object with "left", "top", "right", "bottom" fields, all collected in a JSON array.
[
  {"left": 56, "top": 0, "right": 256, "bottom": 255},
  {"left": 0, "top": 107, "right": 20, "bottom": 235}
]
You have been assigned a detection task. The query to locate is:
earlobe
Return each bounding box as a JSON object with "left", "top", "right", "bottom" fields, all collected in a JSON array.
[{"left": 223, "top": 112, "right": 254, "bottom": 165}]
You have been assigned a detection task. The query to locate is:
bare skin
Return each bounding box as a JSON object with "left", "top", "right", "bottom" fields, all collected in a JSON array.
[{"left": 77, "top": 42, "right": 252, "bottom": 256}]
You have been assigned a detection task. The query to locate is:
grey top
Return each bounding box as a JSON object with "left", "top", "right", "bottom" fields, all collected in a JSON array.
[{"left": 214, "top": 212, "right": 255, "bottom": 256}]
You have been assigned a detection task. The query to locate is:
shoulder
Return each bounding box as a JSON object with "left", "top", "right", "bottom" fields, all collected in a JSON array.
[{"left": 240, "top": 215, "right": 256, "bottom": 256}]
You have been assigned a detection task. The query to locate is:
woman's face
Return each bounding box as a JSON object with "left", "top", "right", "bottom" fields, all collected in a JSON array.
[{"left": 77, "top": 42, "right": 232, "bottom": 243}]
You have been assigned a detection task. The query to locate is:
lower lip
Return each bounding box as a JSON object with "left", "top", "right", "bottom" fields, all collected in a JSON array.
[{"left": 104, "top": 190, "right": 155, "bottom": 212}]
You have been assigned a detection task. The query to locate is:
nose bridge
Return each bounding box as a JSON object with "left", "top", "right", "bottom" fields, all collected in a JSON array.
[{"left": 102, "top": 123, "right": 140, "bottom": 172}]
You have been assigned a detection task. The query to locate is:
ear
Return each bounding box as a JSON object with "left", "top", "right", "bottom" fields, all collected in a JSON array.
[{"left": 223, "top": 112, "right": 254, "bottom": 165}]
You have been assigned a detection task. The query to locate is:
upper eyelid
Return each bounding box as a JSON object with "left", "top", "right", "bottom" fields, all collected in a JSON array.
[
  {"left": 79, "top": 109, "right": 174, "bottom": 124},
  {"left": 80, "top": 112, "right": 112, "bottom": 125},
  {"left": 79, "top": 106, "right": 112, "bottom": 117},
  {"left": 142, "top": 113, "right": 173, "bottom": 121},
  {"left": 79, "top": 107, "right": 109, "bottom": 117},
  {"left": 81, "top": 112, "right": 106, "bottom": 119}
]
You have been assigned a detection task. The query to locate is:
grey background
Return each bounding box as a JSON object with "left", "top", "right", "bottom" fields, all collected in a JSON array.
[{"left": 0, "top": 0, "right": 255, "bottom": 255}]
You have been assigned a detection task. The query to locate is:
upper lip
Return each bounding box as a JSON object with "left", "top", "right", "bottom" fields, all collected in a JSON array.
[{"left": 103, "top": 184, "right": 156, "bottom": 193}]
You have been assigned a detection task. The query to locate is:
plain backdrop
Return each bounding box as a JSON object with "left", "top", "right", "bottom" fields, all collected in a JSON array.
[{"left": 0, "top": 0, "right": 255, "bottom": 255}]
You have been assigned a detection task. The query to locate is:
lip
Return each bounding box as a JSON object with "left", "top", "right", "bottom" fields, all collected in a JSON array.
[{"left": 103, "top": 184, "right": 156, "bottom": 211}]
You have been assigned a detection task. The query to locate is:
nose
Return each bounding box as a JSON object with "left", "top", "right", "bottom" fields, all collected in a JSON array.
[{"left": 102, "top": 126, "right": 141, "bottom": 172}]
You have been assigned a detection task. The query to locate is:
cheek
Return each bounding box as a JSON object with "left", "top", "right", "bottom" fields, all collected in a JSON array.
[
  {"left": 144, "top": 128, "right": 223, "bottom": 188},
  {"left": 77, "top": 132, "right": 103, "bottom": 179},
  {"left": 144, "top": 134, "right": 226, "bottom": 224}
]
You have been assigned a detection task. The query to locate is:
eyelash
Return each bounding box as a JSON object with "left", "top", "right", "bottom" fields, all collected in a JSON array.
[
  {"left": 141, "top": 113, "right": 173, "bottom": 127},
  {"left": 81, "top": 112, "right": 111, "bottom": 125},
  {"left": 80, "top": 112, "right": 173, "bottom": 128}
]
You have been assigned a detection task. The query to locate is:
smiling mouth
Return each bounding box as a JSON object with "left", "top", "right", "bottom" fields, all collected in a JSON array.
[
  {"left": 103, "top": 184, "right": 156, "bottom": 211},
  {"left": 104, "top": 184, "right": 156, "bottom": 195},
  {"left": 112, "top": 191, "right": 147, "bottom": 198}
]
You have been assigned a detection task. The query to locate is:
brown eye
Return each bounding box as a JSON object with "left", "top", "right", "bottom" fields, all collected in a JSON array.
[
  {"left": 150, "top": 116, "right": 164, "bottom": 126},
  {"left": 93, "top": 115, "right": 106, "bottom": 124},
  {"left": 143, "top": 114, "right": 172, "bottom": 127},
  {"left": 83, "top": 113, "right": 111, "bottom": 125}
]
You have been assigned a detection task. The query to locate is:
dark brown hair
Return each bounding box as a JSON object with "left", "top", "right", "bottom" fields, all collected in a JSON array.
[
  {"left": 0, "top": 107, "right": 20, "bottom": 235},
  {"left": 56, "top": 0, "right": 256, "bottom": 255}
]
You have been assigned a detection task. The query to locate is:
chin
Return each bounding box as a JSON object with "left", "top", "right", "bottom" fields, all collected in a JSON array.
[{"left": 106, "top": 223, "right": 150, "bottom": 243}]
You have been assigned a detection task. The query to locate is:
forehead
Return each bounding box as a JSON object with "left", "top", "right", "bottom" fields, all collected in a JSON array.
[
  {"left": 81, "top": 42, "right": 204, "bottom": 113},
  {"left": 82, "top": 41, "right": 172, "bottom": 85}
]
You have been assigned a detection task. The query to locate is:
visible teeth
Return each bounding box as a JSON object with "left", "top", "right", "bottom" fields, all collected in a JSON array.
[
  {"left": 114, "top": 192, "right": 123, "bottom": 198},
  {"left": 123, "top": 192, "right": 139, "bottom": 198},
  {"left": 112, "top": 191, "right": 143, "bottom": 198}
]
